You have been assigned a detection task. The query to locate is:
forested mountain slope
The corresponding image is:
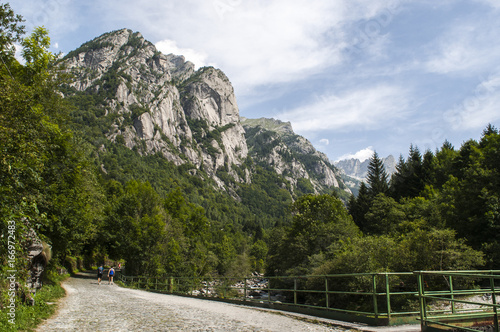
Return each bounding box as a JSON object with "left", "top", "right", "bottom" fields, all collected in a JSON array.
[{"left": 60, "top": 28, "right": 347, "bottom": 201}]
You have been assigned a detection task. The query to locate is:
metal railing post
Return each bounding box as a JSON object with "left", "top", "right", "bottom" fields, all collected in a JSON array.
[
  {"left": 244, "top": 277, "right": 247, "bottom": 301},
  {"left": 385, "top": 273, "right": 391, "bottom": 319},
  {"left": 372, "top": 274, "right": 378, "bottom": 319},
  {"left": 267, "top": 277, "right": 271, "bottom": 304},
  {"left": 325, "top": 276, "right": 329, "bottom": 309},
  {"left": 417, "top": 272, "right": 426, "bottom": 331},
  {"left": 490, "top": 275, "right": 499, "bottom": 332},
  {"left": 449, "top": 275, "right": 455, "bottom": 314},
  {"left": 294, "top": 278, "right": 297, "bottom": 305}
]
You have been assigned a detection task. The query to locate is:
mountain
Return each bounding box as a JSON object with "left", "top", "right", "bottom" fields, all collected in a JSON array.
[
  {"left": 60, "top": 28, "right": 348, "bottom": 202},
  {"left": 334, "top": 155, "right": 396, "bottom": 180},
  {"left": 241, "top": 117, "right": 350, "bottom": 198},
  {"left": 334, "top": 155, "right": 396, "bottom": 195}
]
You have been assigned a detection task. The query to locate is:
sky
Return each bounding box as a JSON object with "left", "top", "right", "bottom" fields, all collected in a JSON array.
[{"left": 7, "top": 0, "right": 500, "bottom": 162}]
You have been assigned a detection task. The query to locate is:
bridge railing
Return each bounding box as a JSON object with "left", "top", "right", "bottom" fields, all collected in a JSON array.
[
  {"left": 415, "top": 270, "right": 500, "bottom": 332},
  {"left": 115, "top": 270, "right": 500, "bottom": 328},
  {"left": 116, "top": 271, "right": 421, "bottom": 325}
]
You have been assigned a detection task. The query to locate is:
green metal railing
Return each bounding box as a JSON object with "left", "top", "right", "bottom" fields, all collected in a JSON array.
[
  {"left": 415, "top": 270, "right": 500, "bottom": 332},
  {"left": 116, "top": 270, "right": 500, "bottom": 329},
  {"left": 117, "top": 271, "right": 421, "bottom": 325}
]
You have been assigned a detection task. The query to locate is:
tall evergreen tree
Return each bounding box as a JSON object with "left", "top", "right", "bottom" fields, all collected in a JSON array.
[
  {"left": 421, "top": 149, "right": 434, "bottom": 185},
  {"left": 406, "top": 145, "right": 424, "bottom": 197},
  {"left": 348, "top": 182, "right": 371, "bottom": 232},
  {"left": 389, "top": 154, "right": 407, "bottom": 200},
  {"left": 431, "top": 140, "right": 458, "bottom": 188},
  {"left": 350, "top": 152, "right": 389, "bottom": 233},
  {"left": 366, "top": 151, "right": 389, "bottom": 196},
  {"left": 482, "top": 123, "right": 498, "bottom": 139},
  {"left": 389, "top": 145, "right": 425, "bottom": 200}
]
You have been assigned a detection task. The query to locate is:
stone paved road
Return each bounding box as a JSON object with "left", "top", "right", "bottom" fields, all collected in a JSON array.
[{"left": 36, "top": 272, "right": 358, "bottom": 332}]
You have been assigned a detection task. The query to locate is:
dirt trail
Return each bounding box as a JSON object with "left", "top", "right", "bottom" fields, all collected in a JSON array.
[{"left": 36, "top": 272, "right": 355, "bottom": 331}]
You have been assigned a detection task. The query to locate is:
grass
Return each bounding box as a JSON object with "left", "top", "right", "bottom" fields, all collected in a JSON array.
[{"left": 0, "top": 269, "right": 69, "bottom": 332}]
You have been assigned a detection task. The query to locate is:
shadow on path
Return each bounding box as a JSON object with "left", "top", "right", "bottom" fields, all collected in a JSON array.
[
  {"left": 71, "top": 271, "right": 96, "bottom": 280},
  {"left": 71, "top": 271, "right": 117, "bottom": 286}
]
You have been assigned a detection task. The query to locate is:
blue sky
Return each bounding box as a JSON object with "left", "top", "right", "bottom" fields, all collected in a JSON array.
[{"left": 8, "top": 0, "right": 500, "bottom": 162}]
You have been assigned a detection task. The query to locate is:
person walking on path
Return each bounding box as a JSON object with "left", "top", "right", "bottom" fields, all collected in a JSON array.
[
  {"left": 97, "top": 265, "right": 104, "bottom": 285},
  {"left": 108, "top": 266, "right": 115, "bottom": 285}
]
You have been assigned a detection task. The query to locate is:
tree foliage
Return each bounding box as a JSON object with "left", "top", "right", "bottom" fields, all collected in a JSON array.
[
  {"left": 366, "top": 151, "right": 389, "bottom": 196},
  {"left": 1, "top": 10, "right": 499, "bottom": 321},
  {"left": 342, "top": 128, "right": 500, "bottom": 273},
  {"left": 267, "top": 194, "right": 360, "bottom": 276},
  {"left": 0, "top": 3, "right": 25, "bottom": 57}
]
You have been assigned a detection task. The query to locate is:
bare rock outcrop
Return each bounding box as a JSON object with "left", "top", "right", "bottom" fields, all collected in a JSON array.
[
  {"left": 62, "top": 29, "right": 247, "bottom": 181},
  {"left": 61, "top": 29, "right": 346, "bottom": 197}
]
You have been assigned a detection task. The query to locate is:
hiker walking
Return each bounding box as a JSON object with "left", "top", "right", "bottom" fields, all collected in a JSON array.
[
  {"left": 108, "top": 266, "right": 115, "bottom": 285},
  {"left": 97, "top": 265, "right": 104, "bottom": 285}
]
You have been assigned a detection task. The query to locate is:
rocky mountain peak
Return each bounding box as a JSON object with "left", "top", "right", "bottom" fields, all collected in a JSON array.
[
  {"left": 61, "top": 29, "right": 247, "bottom": 187},
  {"left": 334, "top": 155, "right": 397, "bottom": 181},
  {"left": 240, "top": 117, "right": 295, "bottom": 136},
  {"left": 182, "top": 66, "right": 239, "bottom": 128},
  {"left": 242, "top": 117, "right": 348, "bottom": 196},
  {"left": 61, "top": 29, "right": 348, "bottom": 199}
]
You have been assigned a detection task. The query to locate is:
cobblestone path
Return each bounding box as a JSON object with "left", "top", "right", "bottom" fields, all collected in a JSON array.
[{"left": 36, "top": 272, "right": 357, "bottom": 332}]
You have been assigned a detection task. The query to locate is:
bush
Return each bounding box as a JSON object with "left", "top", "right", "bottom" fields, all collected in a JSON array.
[{"left": 0, "top": 267, "right": 68, "bottom": 331}]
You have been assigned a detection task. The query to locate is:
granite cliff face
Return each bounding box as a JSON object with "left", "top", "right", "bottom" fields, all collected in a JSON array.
[
  {"left": 62, "top": 29, "right": 345, "bottom": 197},
  {"left": 241, "top": 118, "right": 349, "bottom": 195},
  {"left": 62, "top": 29, "right": 248, "bottom": 186}
]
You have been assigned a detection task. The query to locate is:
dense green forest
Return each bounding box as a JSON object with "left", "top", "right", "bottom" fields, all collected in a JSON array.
[
  {"left": 1, "top": 4, "right": 499, "bottom": 327},
  {"left": 267, "top": 141, "right": 498, "bottom": 276}
]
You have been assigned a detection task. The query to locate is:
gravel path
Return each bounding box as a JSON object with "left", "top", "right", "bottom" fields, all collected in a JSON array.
[{"left": 36, "top": 272, "right": 357, "bottom": 332}]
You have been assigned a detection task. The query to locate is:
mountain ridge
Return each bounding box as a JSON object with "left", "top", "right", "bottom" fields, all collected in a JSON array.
[
  {"left": 334, "top": 155, "right": 397, "bottom": 181},
  {"left": 60, "top": 28, "right": 349, "bottom": 201}
]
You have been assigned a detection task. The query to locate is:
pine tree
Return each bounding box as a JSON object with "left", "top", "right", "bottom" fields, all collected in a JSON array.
[
  {"left": 389, "top": 154, "right": 407, "bottom": 200},
  {"left": 366, "top": 151, "right": 389, "bottom": 196},
  {"left": 389, "top": 145, "right": 425, "bottom": 200},
  {"left": 482, "top": 123, "right": 498, "bottom": 137},
  {"left": 348, "top": 182, "right": 371, "bottom": 232},
  {"left": 406, "top": 145, "right": 424, "bottom": 197}
]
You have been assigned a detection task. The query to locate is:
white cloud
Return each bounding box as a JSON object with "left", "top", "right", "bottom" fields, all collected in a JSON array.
[
  {"left": 475, "top": 0, "right": 500, "bottom": 9},
  {"left": 197, "top": 0, "right": 348, "bottom": 93},
  {"left": 277, "top": 84, "right": 411, "bottom": 133},
  {"left": 10, "top": 0, "right": 410, "bottom": 96},
  {"left": 337, "top": 147, "right": 374, "bottom": 162},
  {"left": 8, "top": 0, "right": 79, "bottom": 35},
  {"left": 424, "top": 18, "right": 500, "bottom": 76},
  {"left": 319, "top": 138, "right": 330, "bottom": 145},
  {"left": 444, "top": 71, "right": 500, "bottom": 130},
  {"left": 425, "top": 41, "right": 489, "bottom": 75},
  {"left": 82, "top": 0, "right": 407, "bottom": 95},
  {"left": 155, "top": 39, "right": 212, "bottom": 69}
]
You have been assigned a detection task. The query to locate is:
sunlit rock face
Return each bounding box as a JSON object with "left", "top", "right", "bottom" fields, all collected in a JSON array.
[
  {"left": 62, "top": 28, "right": 347, "bottom": 196},
  {"left": 63, "top": 29, "right": 248, "bottom": 183}
]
